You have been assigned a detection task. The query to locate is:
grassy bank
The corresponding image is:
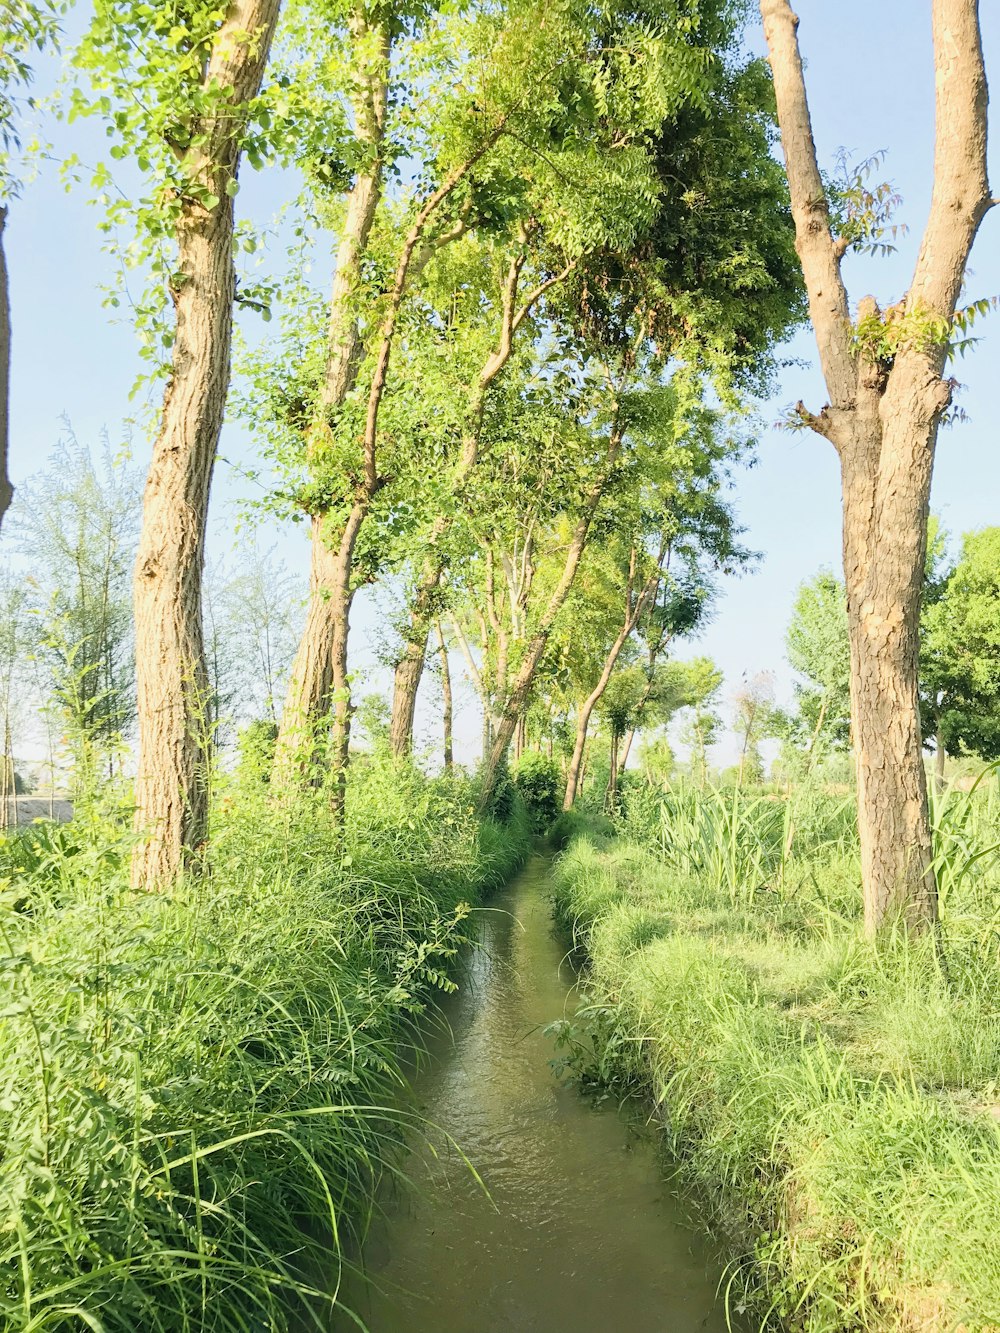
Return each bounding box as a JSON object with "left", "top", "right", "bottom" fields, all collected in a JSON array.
[
  {"left": 552, "top": 781, "right": 1000, "bottom": 1332},
  {"left": 0, "top": 760, "right": 530, "bottom": 1332}
]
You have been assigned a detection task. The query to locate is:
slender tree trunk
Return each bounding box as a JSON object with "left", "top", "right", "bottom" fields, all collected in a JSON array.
[
  {"left": 618, "top": 726, "right": 636, "bottom": 772},
  {"left": 562, "top": 565, "right": 658, "bottom": 810},
  {"left": 388, "top": 572, "right": 438, "bottom": 758},
  {"left": 478, "top": 455, "right": 618, "bottom": 807},
  {"left": 604, "top": 730, "right": 620, "bottom": 811},
  {"left": 0, "top": 208, "right": 14, "bottom": 532},
  {"left": 131, "top": 0, "right": 279, "bottom": 889},
  {"left": 935, "top": 716, "right": 947, "bottom": 791},
  {"left": 327, "top": 504, "right": 365, "bottom": 825},
  {"left": 388, "top": 257, "right": 572, "bottom": 756},
  {"left": 273, "top": 14, "right": 389, "bottom": 781},
  {"left": 761, "top": 0, "right": 993, "bottom": 933},
  {"left": 434, "top": 620, "right": 453, "bottom": 770}
]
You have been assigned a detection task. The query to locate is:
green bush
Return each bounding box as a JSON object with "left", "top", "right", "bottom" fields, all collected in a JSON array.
[{"left": 511, "top": 751, "right": 561, "bottom": 830}]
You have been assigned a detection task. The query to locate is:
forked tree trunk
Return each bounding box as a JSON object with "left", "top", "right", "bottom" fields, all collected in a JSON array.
[
  {"left": 761, "top": 0, "right": 993, "bottom": 933},
  {"left": 0, "top": 208, "right": 14, "bottom": 532},
  {"left": 131, "top": 0, "right": 279, "bottom": 889}
]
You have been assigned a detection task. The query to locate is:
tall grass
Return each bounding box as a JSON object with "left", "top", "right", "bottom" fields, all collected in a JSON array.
[
  {"left": 553, "top": 775, "right": 1000, "bottom": 1332},
  {"left": 0, "top": 760, "right": 530, "bottom": 1332}
]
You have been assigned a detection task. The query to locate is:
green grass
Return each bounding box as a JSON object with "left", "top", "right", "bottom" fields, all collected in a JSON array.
[
  {"left": 0, "top": 760, "right": 531, "bottom": 1332},
  {"left": 552, "top": 780, "right": 1000, "bottom": 1332}
]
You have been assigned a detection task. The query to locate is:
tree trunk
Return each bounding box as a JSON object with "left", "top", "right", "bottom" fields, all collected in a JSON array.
[
  {"left": 388, "top": 573, "right": 438, "bottom": 758},
  {"left": 478, "top": 426, "right": 624, "bottom": 808},
  {"left": 842, "top": 414, "right": 937, "bottom": 931},
  {"left": 273, "top": 14, "right": 389, "bottom": 781},
  {"left": 272, "top": 516, "right": 339, "bottom": 784},
  {"left": 618, "top": 726, "right": 636, "bottom": 773},
  {"left": 604, "top": 730, "right": 620, "bottom": 811},
  {"left": 434, "top": 621, "right": 453, "bottom": 770},
  {"left": 387, "top": 256, "right": 572, "bottom": 757},
  {"left": 0, "top": 208, "right": 14, "bottom": 532},
  {"left": 935, "top": 717, "right": 947, "bottom": 791},
  {"left": 562, "top": 566, "right": 658, "bottom": 810},
  {"left": 131, "top": 0, "right": 279, "bottom": 889},
  {"left": 760, "top": 0, "right": 993, "bottom": 933}
]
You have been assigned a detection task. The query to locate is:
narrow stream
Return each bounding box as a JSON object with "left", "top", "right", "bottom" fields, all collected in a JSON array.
[{"left": 339, "top": 853, "right": 740, "bottom": 1332}]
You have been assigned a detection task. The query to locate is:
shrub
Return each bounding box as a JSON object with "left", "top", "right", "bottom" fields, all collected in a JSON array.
[{"left": 511, "top": 751, "right": 561, "bottom": 830}]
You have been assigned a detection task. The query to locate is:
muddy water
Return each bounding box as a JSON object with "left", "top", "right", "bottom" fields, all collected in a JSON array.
[{"left": 340, "top": 853, "right": 739, "bottom": 1333}]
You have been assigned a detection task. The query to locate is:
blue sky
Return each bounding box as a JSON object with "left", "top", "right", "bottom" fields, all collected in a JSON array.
[{"left": 5, "top": 1, "right": 1000, "bottom": 765}]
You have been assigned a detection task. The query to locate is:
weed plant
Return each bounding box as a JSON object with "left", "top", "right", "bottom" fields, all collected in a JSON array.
[
  {"left": 0, "top": 758, "right": 530, "bottom": 1332},
  {"left": 552, "top": 775, "right": 1000, "bottom": 1332}
]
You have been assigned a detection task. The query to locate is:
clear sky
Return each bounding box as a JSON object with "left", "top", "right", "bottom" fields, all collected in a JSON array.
[{"left": 5, "top": 1, "right": 1000, "bottom": 767}]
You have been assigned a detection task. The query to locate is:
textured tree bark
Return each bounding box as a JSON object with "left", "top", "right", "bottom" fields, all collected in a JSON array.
[
  {"left": 131, "top": 0, "right": 280, "bottom": 889},
  {"left": 0, "top": 208, "right": 14, "bottom": 532},
  {"left": 760, "top": 0, "right": 993, "bottom": 933},
  {"left": 434, "top": 621, "right": 453, "bottom": 770}
]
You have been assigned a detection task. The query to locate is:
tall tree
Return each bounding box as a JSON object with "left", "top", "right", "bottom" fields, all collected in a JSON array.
[
  {"left": 921, "top": 527, "right": 1000, "bottom": 780},
  {"left": 781, "top": 570, "right": 852, "bottom": 764},
  {"left": 14, "top": 435, "right": 141, "bottom": 764},
  {"left": 77, "top": 0, "right": 282, "bottom": 883},
  {"left": 760, "top": 0, "right": 995, "bottom": 933},
  {"left": 0, "top": 0, "right": 61, "bottom": 534}
]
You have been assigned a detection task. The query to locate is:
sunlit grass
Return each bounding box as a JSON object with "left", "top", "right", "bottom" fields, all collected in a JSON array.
[
  {"left": 552, "top": 776, "right": 1000, "bottom": 1331},
  {"left": 0, "top": 759, "right": 531, "bottom": 1332}
]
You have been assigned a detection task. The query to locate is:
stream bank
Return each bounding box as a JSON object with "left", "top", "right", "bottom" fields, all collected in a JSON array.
[{"left": 339, "top": 851, "right": 738, "bottom": 1332}]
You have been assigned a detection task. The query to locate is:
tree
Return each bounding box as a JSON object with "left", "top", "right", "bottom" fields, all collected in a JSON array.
[
  {"left": 732, "top": 670, "right": 776, "bottom": 786},
  {"left": 759, "top": 0, "right": 995, "bottom": 933},
  {"left": 14, "top": 435, "right": 141, "bottom": 775},
  {"left": 76, "top": 0, "right": 282, "bottom": 884},
  {"left": 921, "top": 527, "right": 1000, "bottom": 780},
  {"left": 781, "top": 571, "right": 852, "bottom": 763},
  {"left": 0, "top": 0, "right": 61, "bottom": 535},
  {"left": 679, "top": 662, "right": 724, "bottom": 785}
]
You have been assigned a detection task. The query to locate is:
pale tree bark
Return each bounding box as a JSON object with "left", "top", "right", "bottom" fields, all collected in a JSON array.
[
  {"left": 562, "top": 549, "right": 661, "bottom": 810},
  {"left": 760, "top": 0, "right": 993, "bottom": 933},
  {"left": 272, "top": 8, "right": 390, "bottom": 786},
  {"left": 0, "top": 208, "right": 13, "bottom": 532},
  {"left": 388, "top": 253, "right": 573, "bottom": 756},
  {"left": 131, "top": 0, "right": 280, "bottom": 889},
  {"left": 433, "top": 620, "right": 453, "bottom": 770}
]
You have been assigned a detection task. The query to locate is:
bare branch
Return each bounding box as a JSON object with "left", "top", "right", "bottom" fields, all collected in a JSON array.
[
  {"left": 909, "top": 0, "right": 993, "bottom": 322},
  {"left": 759, "top": 0, "right": 856, "bottom": 409}
]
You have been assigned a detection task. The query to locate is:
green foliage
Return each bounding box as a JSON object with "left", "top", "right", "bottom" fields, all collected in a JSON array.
[
  {"left": 778, "top": 570, "right": 852, "bottom": 764},
  {"left": 553, "top": 772, "right": 1000, "bottom": 1331},
  {"left": 0, "top": 763, "right": 530, "bottom": 1330},
  {"left": 511, "top": 750, "right": 560, "bottom": 830},
  {"left": 11, "top": 434, "right": 141, "bottom": 757},
  {"left": 0, "top": 0, "right": 61, "bottom": 199},
  {"left": 921, "top": 527, "right": 1000, "bottom": 762}
]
